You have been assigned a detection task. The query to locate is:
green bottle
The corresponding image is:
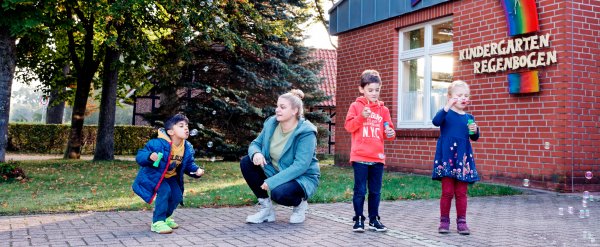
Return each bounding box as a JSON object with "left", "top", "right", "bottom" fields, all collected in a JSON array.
[
  {"left": 152, "top": 152, "right": 163, "bottom": 167},
  {"left": 467, "top": 119, "right": 475, "bottom": 135}
]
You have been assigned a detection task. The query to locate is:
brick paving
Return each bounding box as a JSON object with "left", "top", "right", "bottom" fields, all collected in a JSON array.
[{"left": 2, "top": 192, "right": 600, "bottom": 247}]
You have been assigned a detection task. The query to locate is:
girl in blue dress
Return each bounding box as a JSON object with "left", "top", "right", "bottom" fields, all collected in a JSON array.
[{"left": 431, "top": 80, "right": 480, "bottom": 235}]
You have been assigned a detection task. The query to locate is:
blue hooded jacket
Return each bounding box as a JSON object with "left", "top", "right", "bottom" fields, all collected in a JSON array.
[
  {"left": 248, "top": 116, "right": 320, "bottom": 198},
  {"left": 132, "top": 128, "right": 202, "bottom": 204}
]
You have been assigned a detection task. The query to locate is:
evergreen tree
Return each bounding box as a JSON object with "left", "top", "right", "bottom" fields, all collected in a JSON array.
[{"left": 145, "top": 0, "right": 329, "bottom": 160}]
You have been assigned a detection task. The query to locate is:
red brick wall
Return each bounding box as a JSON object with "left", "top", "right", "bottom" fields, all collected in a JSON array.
[{"left": 335, "top": 0, "right": 599, "bottom": 191}]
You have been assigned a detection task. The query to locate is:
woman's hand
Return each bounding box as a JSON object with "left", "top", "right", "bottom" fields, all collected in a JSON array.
[
  {"left": 252, "top": 152, "right": 267, "bottom": 167},
  {"left": 260, "top": 182, "right": 269, "bottom": 191}
]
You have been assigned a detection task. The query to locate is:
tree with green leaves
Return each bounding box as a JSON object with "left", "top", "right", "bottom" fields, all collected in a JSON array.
[{"left": 143, "top": 0, "right": 329, "bottom": 160}]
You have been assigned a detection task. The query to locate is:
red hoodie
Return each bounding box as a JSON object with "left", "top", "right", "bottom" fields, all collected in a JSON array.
[{"left": 344, "top": 97, "right": 395, "bottom": 164}]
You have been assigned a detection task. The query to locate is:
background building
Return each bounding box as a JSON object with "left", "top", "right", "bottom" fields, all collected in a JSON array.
[{"left": 329, "top": 0, "right": 599, "bottom": 191}]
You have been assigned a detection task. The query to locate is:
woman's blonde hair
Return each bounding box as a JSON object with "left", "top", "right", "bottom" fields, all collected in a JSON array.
[
  {"left": 279, "top": 89, "right": 305, "bottom": 119},
  {"left": 447, "top": 80, "right": 470, "bottom": 96}
]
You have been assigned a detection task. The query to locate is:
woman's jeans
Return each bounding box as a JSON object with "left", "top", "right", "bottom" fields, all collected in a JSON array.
[
  {"left": 352, "top": 162, "right": 384, "bottom": 220},
  {"left": 153, "top": 176, "right": 182, "bottom": 223},
  {"left": 240, "top": 155, "right": 306, "bottom": 207},
  {"left": 440, "top": 177, "right": 468, "bottom": 218}
]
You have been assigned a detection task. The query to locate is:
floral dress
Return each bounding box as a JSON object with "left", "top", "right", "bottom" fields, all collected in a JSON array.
[{"left": 431, "top": 109, "right": 480, "bottom": 183}]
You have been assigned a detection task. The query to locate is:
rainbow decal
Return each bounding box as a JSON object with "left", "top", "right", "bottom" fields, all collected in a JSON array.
[
  {"left": 501, "top": 0, "right": 539, "bottom": 36},
  {"left": 508, "top": 70, "right": 539, "bottom": 94}
]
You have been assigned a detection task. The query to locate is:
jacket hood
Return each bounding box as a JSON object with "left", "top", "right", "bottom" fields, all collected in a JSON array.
[
  {"left": 157, "top": 128, "right": 172, "bottom": 143},
  {"left": 355, "top": 96, "right": 385, "bottom": 107}
]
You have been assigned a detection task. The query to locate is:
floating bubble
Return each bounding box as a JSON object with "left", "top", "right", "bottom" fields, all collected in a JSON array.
[
  {"left": 207, "top": 141, "right": 213, "bottom": 148},
  {"left": 568, "top": 206, "right": 574, "bottom": 214},
  {"left": 210, "top": 156, "right": 216, "bottom": 162},
  {"left": 522, "top": 179, "right": 530, "bottom": 187},
  {"left": 585, "top": 209, "right": 590, "bottom": 217},
  {"left": 558, "top": 207, "right": 564, "bottom": 215},
  {"left": 197, "top": 123, "right": 204, "bottom": 129},
  {"left": 583, "top": 200, "right": 588, "bottom": 208},
  {"left": 203, "top": 66, "right": 209, "bottom": 72},
  {"left": 585, "top": 171, "right": 593, "bottom": 180},
  {"left": 206, "top": 86, "right": 211, "bottom": 93},
  {"left": 579, "top": 209, "right": 585, "bottom": 218},
  {"left": 190, "top": 129, "right": 198, "bottom": 136},
  {"left": 212, "top": 110, "right": 216, "bottom": 115},
  {"left": 583, "top": 191, "right": 590, "bottom": 200},
  {"left": 590, "top": 195, "right": 594, "bottom": 202}
]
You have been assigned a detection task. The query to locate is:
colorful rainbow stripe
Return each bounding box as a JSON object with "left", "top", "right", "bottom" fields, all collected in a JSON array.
[
  {"left": 501, "top": 0, "right": 539, "bottom": 36},
  {"left": 508, "top": 70, "right": 539, "bottom": 94}
]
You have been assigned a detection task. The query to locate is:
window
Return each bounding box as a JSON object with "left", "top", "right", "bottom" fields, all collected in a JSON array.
[{"left": 398, "top": 17, "right": 453, "bottom": 128}]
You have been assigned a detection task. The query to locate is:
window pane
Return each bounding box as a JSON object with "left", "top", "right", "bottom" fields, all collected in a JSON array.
[
  {"left": 403, "top": 28, "right": 424, "bottom": 50},
  {"left": 430, "top": 54, "right": 453, "bottom": 118},
  {"left": 401, "top": 58, "right": 425, "bottom": 121},
  {"left": 432, "top": 21, "right": 453, "bottom": 45}
]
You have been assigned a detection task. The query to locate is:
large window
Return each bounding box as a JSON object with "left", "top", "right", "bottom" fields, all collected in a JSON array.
[{"left": 398, "top": 17, "right": 453, "bottom": 128}]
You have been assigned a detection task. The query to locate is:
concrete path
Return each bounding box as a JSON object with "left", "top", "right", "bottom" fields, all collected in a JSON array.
[{"left": 2, "top": 192, "right": 599, "bottom": 247}]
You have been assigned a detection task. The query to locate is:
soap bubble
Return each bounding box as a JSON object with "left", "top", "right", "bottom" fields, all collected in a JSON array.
[
  {"left": 585, "top": 171, "right": 593, "bottom": 180},
  {"left": 212, "top": 110, "right": 216, "bottom": 115},
  {"left": 583, "top": 191, "right": 590, "bottom": 200},
  {"left": 568, "top": 206, "right": 574, "bottom": 214},
  {"left": 207, "top": 141, "right": 213, "bottom": 148},
  {"left": 522, "top": 179, "right": 529, "bottom": 187},
  {"left": 206, "top": 86, "right": 211, "bottom": 93},
  {"left": 210, "top": 156, "right": 216, "bottom": 162},
  {"left": 196, "top": 123, "right": 204, "bottom": 129},
  {"left": 203, "top": 66, "right": 209, "bottom": 72},
  {"left": 190, "top": 129, "right": 198, "bottom": 136}
]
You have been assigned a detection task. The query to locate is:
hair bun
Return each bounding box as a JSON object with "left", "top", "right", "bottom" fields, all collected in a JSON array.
[{"left": 289, "top": 89, "right": 304, "bottom": 99}]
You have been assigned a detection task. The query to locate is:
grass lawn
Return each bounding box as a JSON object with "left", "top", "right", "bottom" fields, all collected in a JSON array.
[{"left": 0, "top": 159, "right": 522, "bottom": 215}]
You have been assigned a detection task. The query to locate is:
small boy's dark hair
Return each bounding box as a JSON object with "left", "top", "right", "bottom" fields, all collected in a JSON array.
[
  {"left": 360, "top": 70, "right": 382, "bottom": 88},
  {"left": 164, "top": 113, "right": 189, "bottom": 130}
]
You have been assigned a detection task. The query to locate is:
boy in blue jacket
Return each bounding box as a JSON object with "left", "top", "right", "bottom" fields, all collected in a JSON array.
[{"left": 132, "top": 113, "right": 204, "bottom": 234}]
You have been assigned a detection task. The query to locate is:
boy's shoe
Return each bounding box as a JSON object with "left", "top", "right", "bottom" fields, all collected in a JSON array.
[
  {"left": 151, "top": 221, "right": 173, "bottom": 234},
  {"left": 457, "top": 217, "right": 471, "bottom": 235},
  {"left": 438, "top": 216, "right": 450, "bottom": 234},
  {"left": 289, "top": 199, "right": 308, "bottom": 223},
  {"left": 369, "top": 216, "right": 388, "bottom": 232},
  {"left": 352, "top": 216, "right": 365, "bottom": 232},
  {"left": 246, "top": 198, "right": 276, "bottom": 223},
  {"left": 165, "top": 216, "right": 179, "bottom": 229}
]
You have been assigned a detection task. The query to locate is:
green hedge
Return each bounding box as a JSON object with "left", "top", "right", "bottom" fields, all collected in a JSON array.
[{"left": 7, "top": 123, "right": 155, "bottom": 155}]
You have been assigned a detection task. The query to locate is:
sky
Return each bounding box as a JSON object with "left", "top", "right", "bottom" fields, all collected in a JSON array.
[{"left": 302, "top": 1, "right": 337, "bottom": 50}]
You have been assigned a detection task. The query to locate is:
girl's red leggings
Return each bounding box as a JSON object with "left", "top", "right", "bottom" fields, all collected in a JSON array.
[{"left": 440, "top": 177, "right": 468, "bottom": 218}]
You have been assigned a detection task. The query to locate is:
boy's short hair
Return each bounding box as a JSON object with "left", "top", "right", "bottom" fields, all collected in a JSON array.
[
  {"left": 360, "top": 70, "right": 382, "bottom": 88},
  {"left": 164, "top": 113, "right": 189, "bottom": 130}
]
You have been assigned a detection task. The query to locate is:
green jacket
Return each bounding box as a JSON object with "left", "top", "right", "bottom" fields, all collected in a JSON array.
[{"left": 248, "top": 116, "right": 320, "bottom": 198}]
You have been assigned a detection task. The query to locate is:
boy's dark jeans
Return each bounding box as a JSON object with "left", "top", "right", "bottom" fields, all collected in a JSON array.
[
  {"left": 240, "top": 155, "right": 306, "bottom": 207},
  {"left": 352, "top": 162, "right": 384, "bottom": 220},
  {"left": 153, "top": 177, "right": 182, "bottom": 223}
]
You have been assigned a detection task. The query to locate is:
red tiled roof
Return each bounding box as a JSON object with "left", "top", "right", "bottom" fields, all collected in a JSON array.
[{"left": 312, "top": 49, "right": 336, "bottom": 107}]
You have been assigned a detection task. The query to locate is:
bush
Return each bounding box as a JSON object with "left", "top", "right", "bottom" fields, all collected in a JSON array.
[
  {"left": 7, "top": 123, "right": 155, "bottom": 155},
  {"left": 0, "top": 162, "right": 27, "bottom": 182}
]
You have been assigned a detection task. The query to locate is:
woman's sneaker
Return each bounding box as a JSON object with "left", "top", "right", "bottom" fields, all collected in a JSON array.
[
  {"left": 369, "top": 216, "right": 387, "bottom": 232},
  {"left": 246, "top": 198, "right": 276, "bottom": 223},
  {"left": 290, "top": 199, "right": 308, "bottom": 223},
  {"left": 352, "top": 216, "right": 365, "bottom": 232}
]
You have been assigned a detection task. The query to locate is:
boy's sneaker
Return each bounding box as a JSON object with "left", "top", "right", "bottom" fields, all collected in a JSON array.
[
  {"left": 369, "top": 216, "right": 388, "bottom": 232},
  {"left": 352, "top": 216, "right": 365, "bottom": 232},
  {"left": 165, "top": 216, "right": 179, "bottom": 229},
  {"left": 151, "top": 221, "right": 173, "bottom": 234}
]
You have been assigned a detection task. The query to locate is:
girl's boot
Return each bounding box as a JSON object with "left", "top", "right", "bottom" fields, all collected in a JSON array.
[
  {"left": 456, "top": 216, "right": 470, "bottom": 235},
  {"left": 438, "top": 216, "right": 450, "bottom": 233}
]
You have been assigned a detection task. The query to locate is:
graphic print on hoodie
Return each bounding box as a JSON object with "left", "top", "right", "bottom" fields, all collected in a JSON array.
[{"left": 344, "top": 96, "right": 395, "bottom": 164}]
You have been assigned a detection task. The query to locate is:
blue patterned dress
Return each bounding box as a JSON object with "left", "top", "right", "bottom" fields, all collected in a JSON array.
[{"left": 431, "top": 109, "right": 480, "bottom": 183}]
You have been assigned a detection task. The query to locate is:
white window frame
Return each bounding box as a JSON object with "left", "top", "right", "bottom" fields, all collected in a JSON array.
[{"left": 397, "top": 17, "right": 453, "bottom": 129}]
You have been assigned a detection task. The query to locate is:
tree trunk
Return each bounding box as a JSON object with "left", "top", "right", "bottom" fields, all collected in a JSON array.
[
  {"left": 64, "top": 75, "right": 93, "bottom": 159},
  {"left": 45, "top": 88, "right": 65, "bottom": 124},
  {"left": 94, "top": 46, "right": 119, "bottom": 161},
  {"left": 0, "top": 29, "right": 17, "bottom": 163}
]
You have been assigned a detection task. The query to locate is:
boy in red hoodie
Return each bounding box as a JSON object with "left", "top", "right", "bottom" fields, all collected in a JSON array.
[{"left": 345, "top": 70, "right": 396, "bottom": 233}]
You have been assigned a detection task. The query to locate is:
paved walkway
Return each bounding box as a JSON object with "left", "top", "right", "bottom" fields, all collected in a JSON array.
[{"left": 2, "top": 192, "right": 599, "bottom": 247}]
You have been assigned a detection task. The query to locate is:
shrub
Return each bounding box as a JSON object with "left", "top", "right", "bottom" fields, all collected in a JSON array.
[
  {"left": 0, "top": 162, "right": 27, "bottom": 182},
  {"left": 7, "top": 123, "right": 155, "bottom": 155}
]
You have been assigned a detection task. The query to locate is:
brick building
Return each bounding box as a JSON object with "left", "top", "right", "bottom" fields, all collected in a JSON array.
[{"left": 329, "top": 0, "right": 599, "bottom": 191}]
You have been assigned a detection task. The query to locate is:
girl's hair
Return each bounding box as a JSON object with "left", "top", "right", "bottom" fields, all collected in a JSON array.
[
  {"left": 447, "top": 80, "right": 470, "bottom": 96},
  {"left": 279, "top": 89, "right": 305, "bottom": 119},
  {"left": 360, "top": 69, "right": 382, "bottom": 88}
]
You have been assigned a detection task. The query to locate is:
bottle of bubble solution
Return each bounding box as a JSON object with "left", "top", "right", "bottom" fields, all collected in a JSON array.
[
  {"left": 153, "top": 152, "right": 163, "bottom": 167},
  {"left": 467, "top": 119, "right": 475, "bottom": 135},
  {"left": 384, "top": 122, "right": 391, "bottom": 137}
]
